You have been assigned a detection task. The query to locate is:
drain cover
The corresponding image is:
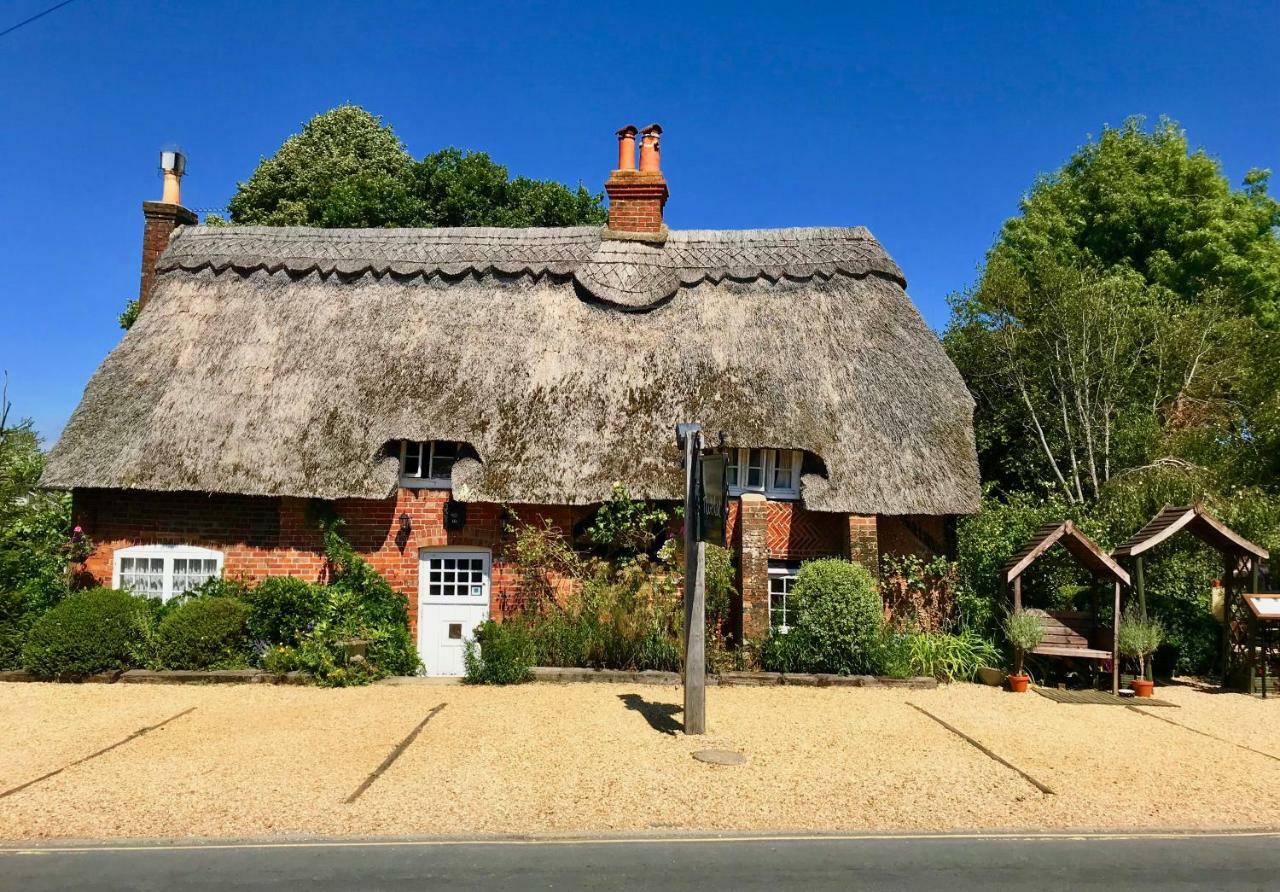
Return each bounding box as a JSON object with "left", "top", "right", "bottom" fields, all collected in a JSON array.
[{"left": 692, "top": 749, "right": 746, "bottom": 766}]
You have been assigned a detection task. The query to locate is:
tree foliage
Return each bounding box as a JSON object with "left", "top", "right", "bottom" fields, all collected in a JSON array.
[
  {"left": 948, "top": 118, "right": 1280, "bottom": 676},
  {"left": 220, "top": 105, "right": 606, "bottom": 229},
  {"left": 0, "top": 381, "right": 75, "bottom": 610},
  {"left": 992, "top": 116, "right": 1280, "bottom": 327},
  {"left": 947, "top": 117, "right": 1280, "bottom": 503}
]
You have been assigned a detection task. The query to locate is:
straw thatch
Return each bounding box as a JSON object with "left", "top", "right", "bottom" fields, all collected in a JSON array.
[{"left": 43, "top": 225, "right": 979, "bottom": 514}]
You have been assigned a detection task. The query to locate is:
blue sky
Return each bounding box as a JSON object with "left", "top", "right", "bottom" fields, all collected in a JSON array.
[{"left": 2, "top": 0, "right": 1277, "bottom": 441}]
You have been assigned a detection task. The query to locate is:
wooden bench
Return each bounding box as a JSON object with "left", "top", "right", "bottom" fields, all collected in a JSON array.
[{"left": 1030, "top": 610, "right": 1112, "bottom": 661}]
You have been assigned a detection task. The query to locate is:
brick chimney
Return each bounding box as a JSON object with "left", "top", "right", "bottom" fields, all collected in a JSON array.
[
  {"left": 139, "top": 150, "right": 197, "bottom": 311},
  {"left": 604, "top": 123, "right": 668, "bottom": 242}
]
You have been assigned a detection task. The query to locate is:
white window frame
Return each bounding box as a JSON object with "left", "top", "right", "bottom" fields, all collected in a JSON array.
[
  {"left": 399, "top": 440, "right": 460, "bottom": 490},
  {"left": 112, "top": 544, "right": 224, "bottom": 602},
  {"left": 418, "top": 546, "right": 492, "bottom": 605},
  {"left": 725, "top": 448, "right": 802, "bottom": 499},
  {"left": 768, "top": 565, "right": 800, "bottom": 633}
]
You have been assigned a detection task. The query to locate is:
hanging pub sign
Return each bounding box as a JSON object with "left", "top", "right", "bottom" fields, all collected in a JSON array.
[
  {"left": 698, "top": 451, "right": 728, "bottom": 546},
  {"left": 443, "top": 499, "right": 467, "bottom": 531}
]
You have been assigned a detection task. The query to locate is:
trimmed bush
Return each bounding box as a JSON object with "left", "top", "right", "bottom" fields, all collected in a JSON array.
[
  {"left": 152, "top": 597, "right": 252, "bottom": 670},
  {"left": 244, "top": 576, "right": 326, "bottom": 646},
  {"left": 22, "top": 588, "right": 153, "bottom": 678},
  {"left": 465, "top": 619, "right": 534, "bottom": 684},
  {"left": 761, "top": 559, "right": 885, "bottom": 675}
]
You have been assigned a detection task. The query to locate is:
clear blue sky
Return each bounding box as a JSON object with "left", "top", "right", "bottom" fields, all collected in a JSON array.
[{"left": 2, "top": 0, "right": 1278, "bottom": 442}]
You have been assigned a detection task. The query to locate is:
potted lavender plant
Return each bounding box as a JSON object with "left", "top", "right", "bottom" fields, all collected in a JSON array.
[{"left": 1003, "top": 609, "right": 1044, "bottom": 693}]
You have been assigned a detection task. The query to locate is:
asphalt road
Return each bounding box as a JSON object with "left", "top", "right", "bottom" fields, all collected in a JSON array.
[{"left": 3, "top": 831, "right": 1278, "bottom": 891}]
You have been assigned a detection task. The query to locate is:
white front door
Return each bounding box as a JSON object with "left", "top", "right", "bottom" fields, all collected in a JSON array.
[{"left": 418, "top": 549, "right": 491, "bottom": 677}]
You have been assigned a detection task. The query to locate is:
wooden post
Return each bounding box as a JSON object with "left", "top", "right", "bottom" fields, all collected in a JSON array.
[
  {"left": 1012, "top": 575, "right": 1022, "bottom": 612},
  {"left": 682, "top": 427, "right": 706, "bottom": 735},
  {"left": 1249, "top": 558, "right": 1261, "bottom": 695},
  {"left": 1222, "top": 551, "right": 1234, "bottom": 687},
  {"left": 1135, "top": 555, "right": 1146, "bottom": 620},
  {"left": 1112, "top": 580, "right": 1121, "bottom": 696}
]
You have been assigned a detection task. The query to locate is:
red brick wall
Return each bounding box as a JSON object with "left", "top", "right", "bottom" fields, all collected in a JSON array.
[
  {"left": 734, "top": 494, "right": 770, "bottom": 640},
  {"left": 604, "top": 170, "right": 667, "bottom": 234},
  {"left": 843, "top": 515, "right": 879, "bottom": 576},
  {"left": 878, "top": 515, "right": 950, "bottom": 560},
  {"left": 74, "top": 487, "right": 959, "bottom": 651},
  {"left": 73, "top": 488, "right": 588, "bottom": 638},
  {"left": 138, "top": 202, "right": 196, "bottom": 310}
]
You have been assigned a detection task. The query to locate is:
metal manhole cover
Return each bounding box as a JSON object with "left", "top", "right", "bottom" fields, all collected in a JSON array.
[{"left": 692, "top": 749, "right": 746, "bottom": 765}]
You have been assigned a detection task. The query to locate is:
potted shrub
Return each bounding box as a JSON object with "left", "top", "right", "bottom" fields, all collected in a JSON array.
[
  {"left": 1003, "top": 609, "right": 1044, "bottom": 693},
  {"left": 1118, "top": 606, "right": 1163, "bottom": 697}
]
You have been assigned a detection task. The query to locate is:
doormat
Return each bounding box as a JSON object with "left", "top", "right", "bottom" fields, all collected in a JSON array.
[{"left": 1033, "top": 687, "right": 1178, "bottom": 707}]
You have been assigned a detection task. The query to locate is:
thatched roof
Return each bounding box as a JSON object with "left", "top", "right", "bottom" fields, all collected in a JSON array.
[{"left": 43, "top": 224, "right": 980, "bottom": 514}]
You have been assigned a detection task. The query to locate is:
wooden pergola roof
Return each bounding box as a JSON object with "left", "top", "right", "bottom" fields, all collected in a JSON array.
[
  {"left": 1112, "top": 504, "right": 1269, "bottom": 560},
  {"left": 1002, "top": 520, "right": 1131, "bottom": 585}
]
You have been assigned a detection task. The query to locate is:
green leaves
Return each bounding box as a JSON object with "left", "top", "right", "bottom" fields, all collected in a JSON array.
[
  {"left": 947, "top": 116, "right": 1280, "bottom": 506},
  {"left": 224, "top": 105, "right": 606, "bottom": 229},
  {"left": 995, "top": 117, "right": 1280, "bottom": 325}
]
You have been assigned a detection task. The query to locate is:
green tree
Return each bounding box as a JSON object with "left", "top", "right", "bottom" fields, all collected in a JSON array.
[
  {"left": 225, "top": 105, "right": 416, "bottom": 227},
  {"left": 947, "top": 118, "right": 1280, "bottom": 502},
  {"left": 993, "top": 116, "right": 1280, "bottom": 326},
  {"left": 222, "top": 105, "right": 605, "bottom": 229},
  {"left": 0, "top": 380, "right": 77, "bottom": 666}
]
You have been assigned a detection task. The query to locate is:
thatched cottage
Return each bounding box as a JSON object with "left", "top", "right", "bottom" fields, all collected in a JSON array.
[{"left": 43, "top": 125, "right": 980, "bottom": 675}]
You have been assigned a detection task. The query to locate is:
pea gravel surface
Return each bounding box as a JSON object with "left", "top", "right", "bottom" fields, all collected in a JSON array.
[{"left": 0, "top": 680, "right": 1276, "bottom": 840}]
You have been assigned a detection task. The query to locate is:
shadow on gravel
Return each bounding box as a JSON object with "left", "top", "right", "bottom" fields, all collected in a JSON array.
[{"left": 618, "top": 693, "right": 682, "bottom": 736}]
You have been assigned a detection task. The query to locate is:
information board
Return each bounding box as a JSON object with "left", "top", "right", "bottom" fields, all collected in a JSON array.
[{"left": 1243, "top": 594, "right": 1280, "bottom": 620}]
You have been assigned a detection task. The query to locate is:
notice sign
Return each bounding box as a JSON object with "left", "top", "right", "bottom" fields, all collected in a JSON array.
[
  {"left": 1244, "top": 595, "right": 1280, "bottom": 620},
  {"left": 698, "top": 452, "right": 728, "bottom": 546}
]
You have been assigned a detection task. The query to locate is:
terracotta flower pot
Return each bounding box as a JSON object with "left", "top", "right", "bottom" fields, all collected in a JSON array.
[
  {"left": 1131, "top": 678, "right": 1155, "bottom": 698},
  {"left": 1008, "top": 673, "right": 1030, "bottom": 693}
]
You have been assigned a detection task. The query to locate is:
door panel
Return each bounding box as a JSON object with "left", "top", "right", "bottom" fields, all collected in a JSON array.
[{"left": 419, "top": 550, "right": 491, "bottom": 677}]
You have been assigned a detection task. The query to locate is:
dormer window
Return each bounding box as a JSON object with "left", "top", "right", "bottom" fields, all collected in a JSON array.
[
  {"left": 725, "top": 448, "right": 802, "bottom": 499},
  {"left": 400, "top": 440, "right": 472, "bottom": 489}
]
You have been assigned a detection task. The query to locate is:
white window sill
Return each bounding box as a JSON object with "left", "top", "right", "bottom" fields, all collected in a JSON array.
[
  {"left": 729, "top": 488, "right": 800, "bottom": 501},
  {"left": 400, "top": 478, "right": 453, "bottom": 490}
]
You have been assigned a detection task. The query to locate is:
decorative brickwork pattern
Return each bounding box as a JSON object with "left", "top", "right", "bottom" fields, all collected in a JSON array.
[{"left": 764, "top": 501, "right": 844, "bottom": 560}]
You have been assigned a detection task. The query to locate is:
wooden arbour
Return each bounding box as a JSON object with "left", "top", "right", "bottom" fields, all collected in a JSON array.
[
  {"left": 1113, "top": 504, "right": 1269, "bottom": 692},
  {"left": 1003, "top": 520, "right": 1130, "bottom": 695}
]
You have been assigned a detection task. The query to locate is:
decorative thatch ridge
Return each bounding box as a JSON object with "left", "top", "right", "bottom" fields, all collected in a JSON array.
[
  {"left": 158, "top": 225, "right": 906, "bottom": 310},
  {"left": 43, "top": 224, "right": 979, "bottom": 514}
]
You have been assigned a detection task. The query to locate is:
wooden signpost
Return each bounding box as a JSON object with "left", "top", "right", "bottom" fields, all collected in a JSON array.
[{"left": 675, "top": 423, "right": 727, "bottom": 736}]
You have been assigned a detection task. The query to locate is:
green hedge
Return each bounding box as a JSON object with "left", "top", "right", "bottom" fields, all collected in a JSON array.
[
  {"left": 152, "top": 597, "right": 252, "bottom": 670},
  {"left": 21, "top": 588, "right": 153, "bottom": 678}
]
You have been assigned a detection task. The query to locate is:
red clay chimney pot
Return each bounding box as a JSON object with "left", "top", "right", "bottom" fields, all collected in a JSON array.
[
  {"left": 616, "top": 125, "right": 638, "bottom": 171},
  {"left": 638, "top": 124, "right": 662, "bottom": 172}
]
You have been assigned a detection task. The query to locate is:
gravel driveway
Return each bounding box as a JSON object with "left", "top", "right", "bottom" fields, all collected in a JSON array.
[{"left": 1, "top": 681, "right": 1276, "bottom": 840}]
